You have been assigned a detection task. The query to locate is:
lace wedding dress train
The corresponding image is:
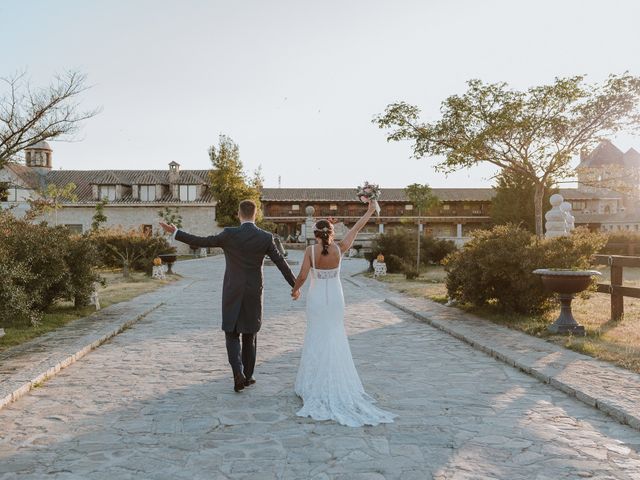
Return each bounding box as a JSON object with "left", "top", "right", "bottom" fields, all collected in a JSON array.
[{"left": 294, "top": 244, "right": 396, "bottom": 427}]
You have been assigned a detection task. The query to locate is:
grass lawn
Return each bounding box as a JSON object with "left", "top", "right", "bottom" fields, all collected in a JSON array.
[
  {"left": 0, "top": 271, "right": 180, "bottom": 351},
  {"left": 371, "top": 266, "right": 640, "bottom": 374}
]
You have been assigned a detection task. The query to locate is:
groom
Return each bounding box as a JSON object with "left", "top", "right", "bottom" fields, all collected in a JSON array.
[{"left": 159, "top": 200, "right": 296, "bottom": 392}]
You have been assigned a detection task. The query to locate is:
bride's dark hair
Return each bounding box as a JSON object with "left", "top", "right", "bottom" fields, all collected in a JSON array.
[{"left": 313, "top": 219, "right": 335, "bottom": 256}]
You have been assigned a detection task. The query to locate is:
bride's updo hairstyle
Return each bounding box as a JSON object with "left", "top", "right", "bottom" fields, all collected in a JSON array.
[{"left": 313, "top": 220, "right": 335, "bottom": 256}]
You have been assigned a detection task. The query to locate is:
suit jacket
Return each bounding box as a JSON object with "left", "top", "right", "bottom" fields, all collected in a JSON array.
[{"left": 175, "top": 223, "right": 296, "bottom": 333}]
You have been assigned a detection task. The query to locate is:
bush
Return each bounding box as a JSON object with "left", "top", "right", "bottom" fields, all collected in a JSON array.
[
  {"left": 90, "top": 228, "right": 175, "bottom": 273},
  {"left": 404, "top": 268, "right": 420, "bottom": 280},
  {"left": 385, "top": 254, "right": 405, "bottom": 274},
  {"left": 421, "top": 236, "right": 457, "bottom": 264},
  {"left": 0, "top": 212, "right": 100, "bottom": 327},
  {"left": 371, "top": 230, "right": 414, "bottom": 264},
  {"left": 371, "top": 230, "right": 457, "bottom": 268},
  {"left": 601, "top": 231, "right": 640, "bottom": 255},
  {"left": 0, "top": 253, "right": 41, "bottom": 327},
  {"left": 444, "top": 224, "right": 605, "bottom": 315}
]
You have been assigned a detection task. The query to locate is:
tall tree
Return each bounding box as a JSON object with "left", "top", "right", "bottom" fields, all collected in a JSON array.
[
  {"left": 374, "top": 74, "right": 640, "bottom": 236},
  {"left": 405, "top": 183, "right": 439, "bottom": 271},
  {"left": 491, "top": 171, "right": 557, "bottom": 233},
  {"left": 208, "top": 135, "right": 261, "bottom": 227},
  {"left": 0, "top": 70, "right": 99, "bottom": 168}
]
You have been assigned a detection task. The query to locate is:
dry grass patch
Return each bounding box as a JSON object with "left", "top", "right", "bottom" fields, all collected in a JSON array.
[
  {"left": 370, "top": 266, "right": 640, "bottom": 374},
  {"left": 0, "top": 271, "right": 179, "bottom": 351}
]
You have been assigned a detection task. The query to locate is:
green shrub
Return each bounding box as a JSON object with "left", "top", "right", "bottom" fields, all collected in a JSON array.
[
  {"left": 0, "top": 212, "right": 100, "bottom": 326},
  {"left": 421, "top": 236, "right": 457, "bottom": 264},
  {"left": 371, "top": 230, "right": 457, "bottom": 267},
  {"left": 66, "top": 235, "right": 101, "bottom": 307},
  {"left": 404, "top": 268, "right": 420, "bottom": 280},
  {"left": 0, "top": 253, "right": 41, "bottom": 327},
  {"left": 385, "top": 254, "right": 405, "bottom": 274},
  {"left": 601, "top": 231, "right": 640, "bottom": 255},
  {"left": 90, "top": 228, "right": 175, "bottom": 273},
  {"left": 444, "top": 224, "right": 605, "bottom": 315}
]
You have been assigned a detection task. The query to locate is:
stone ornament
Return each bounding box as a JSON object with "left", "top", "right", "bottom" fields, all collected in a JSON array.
[{"left": 545, "top": 194, "right": 574, "bottom": 238}]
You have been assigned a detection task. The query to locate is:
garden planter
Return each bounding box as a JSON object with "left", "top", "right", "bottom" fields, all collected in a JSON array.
[
  {"left": 159, "top": 254, "right": 178, "bottom": 274},
  {"left": 533, "top": 269, "right": 601, "bottom": 335}
]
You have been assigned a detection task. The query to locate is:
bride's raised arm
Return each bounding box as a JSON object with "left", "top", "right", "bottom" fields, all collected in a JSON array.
[{"left": 338, "top": 200, "right": 377, "bottom": 254}]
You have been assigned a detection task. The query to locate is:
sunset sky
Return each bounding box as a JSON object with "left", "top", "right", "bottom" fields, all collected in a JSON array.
[{"left": 3, "top": 0, "right": 640, "bottom": 188}]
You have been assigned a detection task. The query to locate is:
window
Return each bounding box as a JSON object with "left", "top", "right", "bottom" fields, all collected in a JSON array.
[
  {"left": 330, "top": 204, "right": 338, "bottom": 211},
  {"left": 179, "top": 185, "right": 198, "bottom": 201},
  {"left": 140, "top": 185, "right": 156, "bottom": 201},
  {"left": 405, "top": 204, "right": 413, "bottom": 211},
  {"left": 443, "top": 204, "right": 450, "bottom": 211},
  {"left": 292, "top": 204, "right": 300, "bottom": 211},
  {"left": 6, "top": 187, "right": 17, "bottom": 202},
  {"left": 99, "top": 185, "right": 117, "bottom": 201},
  {"left": 65, "top": 224, "right": 83, "bottom": 234},
  {"left": 572, "top": 201, "right": 586, "bottom": 211}
]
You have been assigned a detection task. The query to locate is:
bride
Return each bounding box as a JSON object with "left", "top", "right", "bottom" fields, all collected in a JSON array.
[{"left": 291, "top": 199, "right": 396, "bottom": 427}]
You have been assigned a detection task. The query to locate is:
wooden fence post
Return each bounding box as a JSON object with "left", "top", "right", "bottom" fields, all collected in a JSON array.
[{"left": 611, "top": 261, "right": 624, "bottom": 321}]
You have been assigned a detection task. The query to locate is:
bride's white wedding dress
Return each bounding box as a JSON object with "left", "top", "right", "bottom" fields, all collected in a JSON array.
[{"left": 294, "top": 244, "right": 396, "bottom": 427}]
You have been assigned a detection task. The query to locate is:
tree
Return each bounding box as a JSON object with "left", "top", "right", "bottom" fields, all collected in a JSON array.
[
  {"left": 25, "top": 182, "right": 78, "bottom": 224},
  {"left": 250, "top": 165, "right": 265, "bottom": 190},
  {"left": 374, "top": 74, "right": 640, "bottom": 237},
  {"left": 91, "top": 199, "right": 108, "bottom": 231},
  {"left": 491, "top": 171, "right": 557, "bottom": 233},
  {"left": 157, "top": 206, "right": 183, "bottom": 229},
  {"left": 0, "top": 70, "right": 99, "bottom": 169},
  {"left": 405, "top": 183, "right": 440, "bottom": 271},
  {"left": 208, "top": 135, "right": 261, "bottom": 227}
]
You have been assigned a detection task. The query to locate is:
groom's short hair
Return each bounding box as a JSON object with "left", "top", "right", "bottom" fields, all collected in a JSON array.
[{"left": 239, "top": 200, "right": 257, "bottom": 219}]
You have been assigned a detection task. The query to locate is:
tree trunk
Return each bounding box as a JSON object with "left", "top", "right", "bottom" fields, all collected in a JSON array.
[
  {"left": 534, "top": 182, "right": 545, "bottom": 238},
  {"left": 123, "top": 260, "right": 130, "bottom": 278},
  {"left": 416, "top": 208, "right": 421, "bottom": 271}
]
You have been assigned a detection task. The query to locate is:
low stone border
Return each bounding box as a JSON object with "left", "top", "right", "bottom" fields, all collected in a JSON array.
[
  {"left": 0, "top": 280, "right": 190, "bottom": 411},
  {"left": 384, "top": 295, "right": 640, "bottom": 431}
]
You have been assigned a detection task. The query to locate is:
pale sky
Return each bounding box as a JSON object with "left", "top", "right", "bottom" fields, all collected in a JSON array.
[{"left": 2, "top": 0, "right": 640, "bottom": 188}]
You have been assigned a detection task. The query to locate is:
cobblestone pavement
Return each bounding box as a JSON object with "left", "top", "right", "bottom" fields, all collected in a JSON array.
[{"left": 2, "top": 252, "right": 640, "bottom": 479}]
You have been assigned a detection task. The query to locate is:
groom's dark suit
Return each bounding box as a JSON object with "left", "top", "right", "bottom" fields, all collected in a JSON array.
[{"left": 175, "top": 222, "right": 296, "bottom": 379}]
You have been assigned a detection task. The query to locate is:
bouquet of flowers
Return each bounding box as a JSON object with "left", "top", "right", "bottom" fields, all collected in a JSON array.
[{"left": 356, "top": 181, "right": 381, "bottom": 216}]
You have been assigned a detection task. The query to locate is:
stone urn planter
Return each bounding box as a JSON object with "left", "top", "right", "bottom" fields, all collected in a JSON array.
[
  {"left": 159, "top": 253, "right": 178, "bottom": 275},
  {"left": 533, "top": 269, "right": 601, "bottom": 335}
]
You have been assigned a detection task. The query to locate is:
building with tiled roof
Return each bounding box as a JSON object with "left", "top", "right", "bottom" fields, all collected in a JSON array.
[
  {"left": 260, "top": 186, "right": 634, "bottom": 242},
  {"left": 0, "top": 143, "right": 219, "bottom": 253}
]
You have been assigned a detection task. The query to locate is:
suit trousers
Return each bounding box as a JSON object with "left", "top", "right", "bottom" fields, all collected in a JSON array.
[{"left": 225, "top": 330, "right": 257, "bottom": 378}]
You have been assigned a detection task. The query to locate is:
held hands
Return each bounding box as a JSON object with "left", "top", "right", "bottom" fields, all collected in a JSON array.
[
  {"left": 159, "top": 222, "right": 177, "bottom": 235},
  {"left": 291, "top": 289, "right": 301, "bottom": 301}
]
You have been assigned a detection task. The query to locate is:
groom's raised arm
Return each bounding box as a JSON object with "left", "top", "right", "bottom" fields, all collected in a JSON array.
[
  {"left": 174, "top": 229, "right": 228, "bottom": 248},
  {"left": 266, "top": 235, "right": 296, "bottom": 287}
]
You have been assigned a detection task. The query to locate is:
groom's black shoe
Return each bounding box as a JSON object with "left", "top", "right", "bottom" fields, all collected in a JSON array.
[
  {"left": 233, "top": 371, "right": 246, "bottom": 392},
  {"left": 244, "top": 376, "right": 256, "bottom": 387}
]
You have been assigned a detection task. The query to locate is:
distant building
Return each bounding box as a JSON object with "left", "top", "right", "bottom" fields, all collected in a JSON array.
[
  {"left": 575, "top": 140, "right": 640, "bottom": 232},
  {"left": 0, "top": 142, "right": 218, "bottom": 253},
  {"left": 260, "top": 187, "right": 627, "bottom": 244}
]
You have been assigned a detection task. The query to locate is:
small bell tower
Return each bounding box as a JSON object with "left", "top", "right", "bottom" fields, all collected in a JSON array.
[{"left": 25, "top": 140, "right": 53, "bottom": 175}]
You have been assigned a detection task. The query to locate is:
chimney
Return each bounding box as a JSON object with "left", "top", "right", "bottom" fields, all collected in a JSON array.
[{"left": 168, "top": 161, "right": 180, "bottom": 183}]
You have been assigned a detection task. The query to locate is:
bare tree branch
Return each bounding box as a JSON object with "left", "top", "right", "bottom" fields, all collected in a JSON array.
[{"left": 0, "top": 70, "right": 100, "bottom": 168}]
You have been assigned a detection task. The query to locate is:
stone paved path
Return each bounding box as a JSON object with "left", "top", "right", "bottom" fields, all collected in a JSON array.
[{"left": 2, "top": 252, "right": 640, "bottom": 479}]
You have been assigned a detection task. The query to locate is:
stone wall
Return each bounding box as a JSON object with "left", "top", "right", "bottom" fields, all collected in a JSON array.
[{"left": 40, "top": 205, "right": 219, "bottom": 254}]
